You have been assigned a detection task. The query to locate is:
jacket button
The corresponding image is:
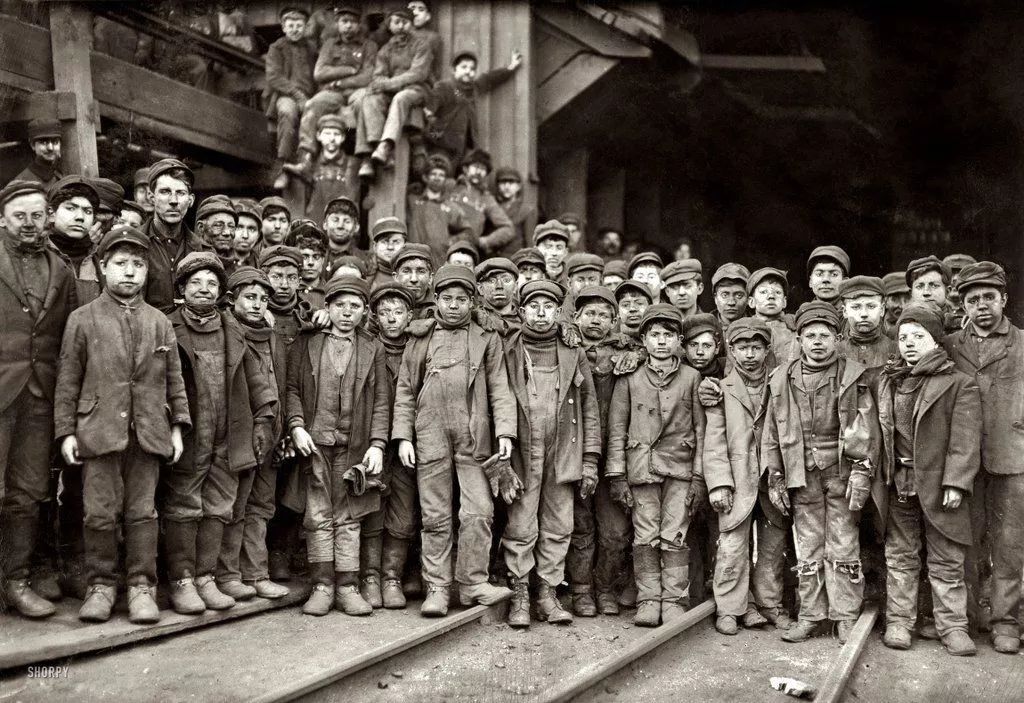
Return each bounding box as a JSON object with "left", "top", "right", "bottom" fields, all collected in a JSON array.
[
  {"left": 571, "top": 437, "right": 577, "bottom": 443},
  {"left": 22, "top": 307, "right": 29, "bottom": 313},
  {"left": 568, "top": 398, "right": 574, "bottom": 404},
  {"left": 571, "top": 418, "right": 577, "bottom": 424},
  {"left": 120, "top": 411, "right": 128, "bottom": 418}
]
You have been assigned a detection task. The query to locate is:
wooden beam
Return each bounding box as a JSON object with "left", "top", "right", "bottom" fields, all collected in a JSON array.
[
  {"left": 0, "top": 15, "right": 52, "bottom": 87},
  {"left": 49, "top": 3, "right": 99, "bottom": 176},
  {"left": 537, "top": 53, "right": 618, "bottom": 123},
  {"left": 816, "top": 605, "right": 879, "bottom": 703},
  {"left": 534, "top": 5, "right": 651, "bottom": 59},
  {"left": 703, "top": 54, "right": 827, "bottom": 72},
  {"left": 1, "top": 91, "right": 76, "bottom": 124}
]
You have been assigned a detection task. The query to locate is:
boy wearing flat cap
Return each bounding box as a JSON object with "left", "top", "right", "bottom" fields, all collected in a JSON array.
[
  {"left": 233, "top": 199, "right": 263, "bottom": 268},
  {"left": 882, "top": 272, "right": 910, "bottom": 339},
  {"left": 260, "top": 196, "right": 292, "bottom": 248},
  {"left": 15, "top": 118, "right": 63, "bottom": 188},
  {"left": 629, "top": 252, "right": 664, "bottom": 303},
  {"left": 876, "top": 304, "right": 980, "bottom": 656},
  {"left": 287, "top": 219, "right": 328, "bottom": 309},
  {"left": 606, "top": 304, "right": 706, "bottom": 627},
  {"left": 838, "top": 276, "right": 898, "bottom": 370},
  {"left": 475, "top": 257, "right": 522, "bottom": 336},
  {"left": 614, "top": 279, "right": 653, "bottom": 342},
  {"left": 407, "top": 153, "right": 474, "bottom": 266},
  {"left": 945, "top": 261, "right": 1024, "bottom": 654},
  {"left": 762, "top": 301, "right": 880, "bottom": 644},
  {"left": 662, "top": 259, "right": 704, "bottom": 320},
  {"left": 259, "top": 244, "right": 315, "bottom": 345},
  {"left": 712, "top": 263, "right": 751, "bottom": 330},
  {"left": 368, "top": 217, "right": 409, "bottom": 288},
  {"left": 502, "top": 279, "right": 600, "bottom": 627},
  {"left": 265, "top": 6, "right": 317, "bottom": 189},
  {"left": 446, "top": 240, "right": 478, "bottom": 268},
  {"left": 163, "top": 253, "right": 277, "bottom": 615},
  {"left": 747, "top": 267, "right": 800, "bottom": 369},
  {"left": 512, "top": 247, "right": 546, "bottom": 288},
  {"left": 393, "top": 264, "right": 517, "bottom": 617},
  {"left": 448, "top": 149, "right": 515, "bottom": 257},
  {"left": 46, "top": 176, "right": 101, "bottom": 307},
  {"left": 495, "top": 168, "right": 536, "bottom": 258},
  {"left": 321, "top": 196, "right": 369, "bottom": 279},
  {"left": 392, "top": 243, "right": 437, "bottom": 320},
  {"left": 603, "top": 260, "right": 627, "bottom": 290},
  {"left": 906, "top": 255, "right": 961, "bottom": 333},
  {"left": 807, "top": 246, "right": 850, "bottom": 307},
  {"left": 534, "top": 221, "right": 571, "bottom": 286},
  {"left": 55, "top": 226, "right": 190, "bottom": 624},
  {"left": 195, "top": 196, "right": 240, "bottom": 279},
  {"left": 301, "top": 115, "right": 361, "bottom": 222},
  {"left": 705, "top": 317, "right": 791, "bottom": 634}
]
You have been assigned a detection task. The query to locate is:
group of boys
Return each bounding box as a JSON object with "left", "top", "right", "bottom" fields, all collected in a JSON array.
[{"left": 1, "top": 159, "right": 1022, "bottom": 661}]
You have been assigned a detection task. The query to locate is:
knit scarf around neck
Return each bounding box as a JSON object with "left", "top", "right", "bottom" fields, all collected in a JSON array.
[
  {"left": 882, "top": 347, "right": 952, "bottom": 382},
  {"left": 433, "top": 306, "right": 472, "bottom": 330},
  {"left": 5, "top": 235, "right": 45, "bottom": 255},
  {"left": 801, "top": 349, "right": 839, "bottom": 372},
  {"left": 232, "top": 310, "right": 273, "bottom": 342},
  {"left": 49, "top": 230, "right": 93, "bottom": 262},
  {"left": 521, "top": 324, "right": 559, "bottom": 343},
  {"left": 268, "top": 291, "right": 299, "bottom": 315},
  {"left": 846, "top": 324, "right": 883, "bottom": 345},
  {"left": 734, "top": 361, "right": 768, "bottom": 387},
  {"left": 182, "top": 304, "right": 221, "bottom": 330},
  {"left": 380, "top": 334, "right": 408, "bottom": 356}
]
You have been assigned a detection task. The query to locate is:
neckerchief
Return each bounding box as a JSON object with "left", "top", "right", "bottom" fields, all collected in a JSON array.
[
  {"left": 434, "top": 306, "right": 471, "bottom": 330},
  {"left": 800, "top": 349, "right": 839, "bottom": 372}
]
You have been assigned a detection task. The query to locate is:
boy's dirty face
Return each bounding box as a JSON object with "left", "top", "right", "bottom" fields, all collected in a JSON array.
[
  {"left": 910, "top": 269, "right": 948, "bottom": 307},
  {"left": 808, "top": 262, "right": 845, "bottom": 302},
  {"left": 388, "top": 14, "right": 411, "bottom": 36},
  {"left": 233, "top": 283, "right": 270, "bottom": 324},
  {"left": 521, "top": 295, "right": 559, "bottom": 333},
  {"left": 536, "top": 237, "right": 567, "bottom": 269},
  {"left": 327, "top": 293, "right": 365, "bottom": 333},
  {"left": 51, "top": 195, "right": 94, "bottom": 240},
  {"left": 799, "top": 322, "right": 837, "bottom": 362},
  {"left": 642, "top": 322, "right": 679, "bottom": 360},
  {"left": 962, "top": 284, "right": 1007, "bottom": 333},
  {"left": 100, "top": 246, "right": 148, "bottom": 299},
  {"left": 200, "top": 213, "right": 236, "bottom": 254},
  {"left": 183, "top": 269, "right": 221, "bottom": 306},
  {"left": 618, "top": 292, "right": 649, "bottom": 330},
  {"left": 336, "top": 14, "right": 359, "bottom": 39},
  {"left": 749, "top": 280, "right": 786, "bottom": 318},
  {"left": 447, "top": 251, "right": 475, "bottom": 268},
  {"left": 324, "top": 212, "right": 357, "bottom": 247},
  {"left": 732, "top": 339, "right": 768, "bottom": 372},
  {"left": 518, "top": 264, "right": 544, "bottom": 287},
  {"left": 843, "top": 294, "right": 884, "bottom": 335},
  {"left": 684, "top": 331, "right": 718, "bottom": 371},
  {"left": 234, "top": 215, "right": 260, "bottom": 254},
  {"left": 317, "top": 127, "right": 343, "bottom": 155},
  {"left": 565, "top": 223, "right": 582, "bottom": 249},
  {"left": 374, "top": 296, "right": 412, "bottom": 340},
  {"left": 462, "top": 162, "right": 488, "bottom": 187},
  {"left": 262, "top": 211, "right": 290, "bottom": 245},
  {"left": 150, "top": 174, "right": 194, "bottom": 226},
  {"left": 664, "top": 277, "right": 703, "bottom": 312},
  {"left": 265, "top": 264, "right": 300, "bottom": 302},
  {"left": 299, "top": 247, "right": 325, "bottom": 283},
  {"left": 496, "top": 179, "right": 521, "bottom": 200},
  {"left": 574, "top": 301, "right": 616, "bottom": 342},
  {"left": 714, "top": 282, "right": 748, "bottom": 323},
  {"left": 423, "top": 167, "right": 447, "bottom": 192},
  {"left": 435, "top": 284, "right": 472, "bottom": 324},
  {"left": 282, "top": 17, "right": 306, "bottom": 42},
  {"left": 375, "top": 234, "right": 407, "bottom": 264},
  {"left": 31, "top": 137, "right": 61, "bottom": 164},
  {"left": 408, "top": 1, "right": 430, "bottom": 27},
  {"left": 568, "top": 270, "right": 600, "bottom": 295},
  {"left": 452, "top": 58, "right": 477, "bottom": 84},
  {"left": 897, "top": 321, "right": 938, "bottom": 365},
  {"left": 133, "top": 184, "right": 152, "bottom": 208},
  {"left": 631, "top": 264, "right": 662, "bottom": 298},
  {"left": 1, "top": 193, "right": 48, "bottom": 246},
  {"left": 884, "top": 291, "right": 908, "bottom": 323},
  {"left": 602, "top": 274, "right": 623, "bottom": 289},
  {"left": 118, "top": 208, "right": 144, "bottom": 230},
  {"left": 479, "top": 271, "right": 516, "bottom": 310},
  {"left": 395, "top": 257, "right": 432, "bottom": 301}
]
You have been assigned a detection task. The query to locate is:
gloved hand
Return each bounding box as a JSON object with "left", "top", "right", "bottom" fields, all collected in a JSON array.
[
  {"left": 482, "top": 453, "right": 524, "bottom": 505},
  {"left": 613, "top": 349, "right": 644, "bottom": 375},
  {"left": 686, "top": 474, "right": 708, "bottom": 509},
  {"left": 709, "top": 486, "right": 734, "bottom": 513},
  {"left": 842, "top": 413, "right": 873, "bottom": 463},
  {"left": 559, "top": 322, "right": 582, "bottom": 347},
  {"left": 253, "top": 421, "right": 275, "bottom": 464},
  {"left": 609, "top": 477, "right": 634, "bottom": 510},
  {"left": 698, "top": 377, "right": 724, "bottom": 407},
  {"left": 768, "top": 471, "right": 790, "bottom": 516},
  {"left": 579, "top": 461, "right": 598, "bottom": 500},
  {"left": 845, "top": 468, "right": 871, "bottom": 512}
]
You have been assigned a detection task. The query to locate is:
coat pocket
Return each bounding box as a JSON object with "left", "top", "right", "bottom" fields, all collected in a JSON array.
[{"left": 77, "top": 397, "right": 98, "bottom": 415}]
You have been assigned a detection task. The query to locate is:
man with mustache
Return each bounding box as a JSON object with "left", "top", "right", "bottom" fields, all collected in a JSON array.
[
  {"left": 447, "top": 149, "right": 514, "bottom": 257},
  {"left": 13, "top": 119, "right": 63, "bottom": 189}
]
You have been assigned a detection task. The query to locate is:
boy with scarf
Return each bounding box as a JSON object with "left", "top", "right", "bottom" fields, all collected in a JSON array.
[
  {"left": 503, "top": 279, "right": 601, "bottom": 627},
  {"left": 286, "top": 276, "right": 390, "bottom": 616},
  {"left": 46, "top": 176, "right": 102, "bottom": 304},
  {"left": 762, "top": 301, "right": 880, "bottom": 644},
  {"left": 164, "top": 253, "right": 277, "bottom": 614},
  {"left": 747, "top": 267, "right": 800, "bottom": 369},
  {"left": 877, "top": 304, "right": 980, "bottom": 656},
  {"left": 533, "top": 221, "right": 570, "bottom": 286},
  {"left": 368, "top": 217, "right": 408, "bottom": 289},
  {"left": 614, "top": 280, "right": 653, "bottom": 342},
  {"left": 474, "top": 257, "right": 522, "bottom": 336},
  {"left": 55, "top": 226, "right": 190, "bottom": 624},
  {"left": 392, "top": 243, "right": 437, "bottom": 320},
  {"left": 393, "top": 265, "right": 517, "bottom": 617},
  {"left": 259, "top": 245, "right": 315, "bottom": 345},
  {"left": 607, "top": 304, "right": 706, "bottom": 627}
]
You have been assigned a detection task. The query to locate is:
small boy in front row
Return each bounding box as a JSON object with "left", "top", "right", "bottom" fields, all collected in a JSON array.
[
  {"left": 54, "top": 226, "right": 191, "bottom": 624},
  {"left": 606, "top": 304, "right": 707, "bottom": 628}
]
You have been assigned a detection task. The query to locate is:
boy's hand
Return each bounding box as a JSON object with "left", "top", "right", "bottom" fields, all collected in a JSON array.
[
  {"left": 942, "top": 487, "right": 964, "bottom": 510},
  {"left": 579, "top": 475, "right": 597, "bottom": 500},
  {"left": 362, "top": 446, "right": 384, "bottom": 475},
  {"left": 291, "top": 427, "right": 316, "bottom": 457},
  {"left": 709, "top": 486, "right": 734, "bottom": 513},
  {"left": 845, "top": 468, "right": 871, "bottom": 512},
  {"left": 60, "top": 436, "right": 82, "bottom": 466},
  {"left": 311, "top": 309, "right": 331, "bottom": 328},
  {"left": 253, "top": 421, "right": 274, "bottom": 463},
  {"left": 609, "top": 477, "right": 633, "bottom": 510},
  {"left": 509, "top": 49, "right": 523, "bottom": 71},
  {"left": 768, "top": 472, "right": 789, "bottom": 516},
  {"left": 170, "top": 425, "right": 184, "bottom": 464},
  {"left": 698, "top": 377, "right": 723, "bottom": 407},
  {"left": 498, "top": 437, "right": 513, "bottom": 460},
  {"left": 685, "top": 474, "right": 707, "bottom": 508},
  {"left": 398, "top": 440, "right": 416, "bottom": 469}
]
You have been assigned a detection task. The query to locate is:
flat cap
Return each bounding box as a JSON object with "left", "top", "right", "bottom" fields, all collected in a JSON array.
[
  {"left": 747, "top": 267, "right": 789, "bottom": 296},
  {"left": 432, "top": 263, "right": 476, "bottom": 295},
  {"left": 533, "top": 220, "right": 569, "bottom": 245},
  {"left": 133, "top": 167, "right": 151, "bottom": 188},
  {"left": 258, "top": 244, "right": 303, "bottom": 270},
  {"left": 956, "top": 261, "right": 1006, "bottom": 292},
  {"left": 943, "top": 253, "right": 977, "bottom": 272},
  {"left": 494, "top": 167, "right": 522, "bottom": 183},
  {"left": 446, "top": 239, "right": 479, "bottom": 263},
  {"left": 566, "top": 253, "right": 604, "bottom": 277},
  {"left": 147, "top": 158, "right": 194, "bottom": 188},
  {"left": 712, "top": 262, "right": 751, "bottom": 288},
  {"left": 371, "top": 216, "right": 407, "bottom": 241},
  {"left": 726, "top": 316, "right": 772, "bottom": 345},
  {"left": 279, "top": 6, "right": 310, "bottom": 20},
  {"left": 882, "top": 271, "right": 910, "bottom": 296},
  {"left": 906, "top": 255, "right": 951, "bottom": 286},
  {"left": 682, "top": 312, "right": 721, "bottom": 342},
  {"left": 661, "top": 258, "right": 702, "bottom": 285},
  {"left": 333, "top": 254, "right": 368, "bottom": 277},
  {"left": 387, "top": 6, "right": 413, "bottom": 20},
  {"left": 838, "top": 275, "right": 885, "bottom": 299},
  {"left": 426, "top": 153, "right": 453, "bottom": 176},
  {"left": 574, "top": 285, "right": 617, "bottom": 311},
  {"left": 370, "top": 280, "right": 414, "bottom": 308},
  {"left": 511, "top": 247, "right": 545, "bottom": 269},
  {"left": 89, "top": 178, "right": 125, "bottom": 212},
  {"left": 520, "top": 278, "right": 565, "bottom": 306},
  {"left": 324, "top": 196, "right": 359, "bottom": 220},
  {"left": 47, "top": 175, "right": 100, "bottom": 208},
  {"left": 393, "top": 243, "right": 434, "bottom": 270},
  {"left": 795, "top": 300, "right": 842, "bottom": 332},
  {"left": 557, "top": 212, "right": 582, "bottom": 227},
  {"left": 475, "top": 257, "right": 518, "bottom": 280},
  {"left": 316, "top": 114, "right": 345, "bottom": 132},
  {"left": 259, "top": 196, "right": 291, "bottom": 219},
  {"left": 640, "top": 303, "right": 683, "bottom": 332},
  {"left": 461, "top": 148, "right": 492, "bottom": 172},
  {"left": 233, "top": 198, "right": 261, "bottom": 221},
  {"left": 227, "top": 266, "right": 273, "bottom": 293},
  {"left": 287, "top": 218, "right": 327, "bottom": 249},
  {"left": 628, "top": 251, "right": 663, "bottom": 275},
  {"left": 451, "top": 50, "right": 478, "bottom": 67},
  {"left": 0, "top": 180, "right": 46, "bottom": 210},
  {"left": 614, "top": 279, "right": 654, "bottom": 303},
  {"left": 27, "top": 118, "right": 60, "bottom": 141},
  {"left": 196, "top": 195, "right": 236, "bottom": 221},
  {"left": 897, "top": 303, "right": 944, "bottom": 342},
  {"left": 175, "top": 251, "right": 226, "bottom": 290},
  {"left": 807, "top": 245, "right": 850, "bottom": 276},
  {"left": 324, "top": 274, "right": 369, "bottom": 303},
  {"left": 120, "top": 200, "right": 148, "bottom": 218},
  {"left": 603, "top": 260, "right": 628, "bottom": 279},
  {"left": 97, "top": 224, "right": 149, "bottom": 258}
]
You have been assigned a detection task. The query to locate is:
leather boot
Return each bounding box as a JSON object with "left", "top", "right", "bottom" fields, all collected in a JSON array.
[
  {"left": 335, "top": 571, "right": 372, "bottom": 616},
  {"left": 536, "top": 583, "right": 573, "bottom": 624},
  {"left": 371, "top": 140, "right": 394, "bottom": 168},
  {"left": 661, "top": 548, "right": 691, "bottom": 621},
  {"left": 716, "top": 615, "right": 739, "bottom": 635},
  {"left": 302, "top": 562, "right": 334, "bottom": 616},
  {"left": 163, "top": 520, "right": 199, "bottom": 582},
  {"left": 269, "top": 550, "right": 291, "bottom": 581},
  {"left": 836, "top": 618, "right": 857, "bottom": 644},
  {"left": 633, "top": 545, "right": 662, "bottom": 627},
  {"left": 459, "top": 581, "right": 512, "bottom": 606},
  {"left": 196, "top": 575, "right": 235, "bottom": 610},
  {"left": 420, "top": 585, "right": 450, "bottom": 617},
  {"left": 761, "top": 606, "right": 793, "bottom": 630},
  {"left": 508, "top": 576, "right": 531, "bottom": 628},
  {"left": 30, "top": 564, "right": 62, "bottom": 602},
  {"left": 78, "top": 583, "right": 116, "bottom": 622},
  {"left": 3, "top": 578, "right": 56, "bottom": 619},
  {"left": 128, "top": 583, "right": 160, "bottom": 624},
  {"left": 944, "top": 629, "right": 977, "bottom": 656},
  {"left": 781, "top": 619, "right": 822, "bottom": 643},
  {"left": 742, "top": 607, "right": 769, "bottom": 628},
  {"left": 282, "top": 150, "right": 315, "bottom": 182},
  {"left": 360, "top": 532, "right": 384, "bottom": 609},
  {"left": 125, "top": 520, "right": 159, "bottom": 596},
  {"left": 381, "top": 534, "right": 409, "bottom": 609},
  {"left": 195, "top": 519, "right": 234, "bottom": 610},
  {"left": 247, "top": 579, "right": 290, "bottom": 599},
  {"left": 596, "top": 591, "right": 620, "bottom": 616},
  {"left": 571, "top": 585, "right": 598, "bottom": 617},
  {"left": 169, "top": 578, "right": 206, "bottom": 614},
  {"left": 883, "top": 624, "right": 913, "bottom": 650},
  {"left": 218, "top": 580, "right": 257, "bottom": 601},
  {"left": 992, "top": 633, "right": 1020, "bottom": 655}
]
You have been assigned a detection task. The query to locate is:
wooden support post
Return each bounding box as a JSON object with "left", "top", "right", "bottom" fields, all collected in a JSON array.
[
  {"left": 540, "top": 147, "right": 589, "bottom": 225},
  {"left": 49, "top": 3, "right": 99, "bottom": 176},
  {"left": 588, "top": 166, "right": 626, "bottom": 238},
  {"left": 368, "top": 136, "right": 410, "bottom": 225}
]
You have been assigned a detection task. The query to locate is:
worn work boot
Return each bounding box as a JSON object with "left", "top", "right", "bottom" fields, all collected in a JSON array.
[
  {"left": 272, "top": 170, "right": 289, "bottom": 191},
  {"left": 943, "top": 629, "right": 977, "bottom": 656},
  {"left": 78, "top": 584, "right": 116, "bottom": 622},
  {"left": 508, "top": 577, "right": 531, "bottom": 628},
  {"left": 716, "top": 615, "right": 739, "bottom": 635},
  {"left": 918, "top": 621, "right": 940, "bottom": 640},
  {"left": 169, "top": 578, "right": 206, "bottom": 615},
  {"left": 360, "top": 576, "right": 383, "bottom": 609},
  {"left": 992, "top": 633, "right": 1020, "bottom": 654},
  {"left": 661, "top": 548, "right": 690, "bottom": 622},
  {"left": 358, "top": 158, "right": 376, "bottom": 181},
  {"left": 303, "top": 584, "right": 334, "bottom": 616},
  {"left": 883, "top": 624, "right": 913, "bottom": 650},
  {"left": 836, "top": 619, "right": 857, "bottom": 644},
  {"left": 742, "top": 607, "right": 769, "bottom": 628},
  {"left": 633, "top": 545, "right": 662, "bottom": 627},
  {"left": 761, "top": 607, "right": 793, "bottom": 630},
  {"left": 195, "top": 575, "right": 236, "bottom": 611},
  {"left": 268, "top": 550, "right": 291, "bottom": 582},
  {"left": 282, "top": 150, "right": 315, "bottom": 182},
  {"left": 618, "top": 581, "right": 638, "bottom": 609},
  {"left": 596, "top": 591, "right": 620, "bottom": 616},
  {"left": 381, "top": 535, "right": 409, "bottom": 609},
  {"left": 128, "top": 584, "right": 160, "bottom": 624},
  {"left": 218, "top": 580, "right": 257, "bottom": 601},
  {"left": 335, "top": 583, "right": 373, "bottom": 616},
  {"left": 30, "top": 565, "right": 63, "bottom": 602},
  {"left": 571, "top": 586, "right": 598, "bottom": 617},
  {"left": 420, "top": 585, "right": 450, "bottom": 618},
  {"left": 634, "top": 601, "right": 662, "bottom": 627},
  {"left": 370, "top": 140, "right": 394, "bottom": 168},
  {"left": 460, "top": 581, "right": 512, "bottom": 606},
  {"left": 536, "top": 583, "right": 573, "bottom": 624},
  {"left": 3, "top": 578, "right": 56, "bottom": 619},
  {"left": 382, "top": 578, "right": 406, "bottom": 609},
  {"left": 359, "top": 531, "right": 384, "bottom": 608},
  {"left": 782, "top": 619, "right": 821, "bottom": 643},
  {"left": 248, "top": 579, "right": 290, "bottom": 600}
]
